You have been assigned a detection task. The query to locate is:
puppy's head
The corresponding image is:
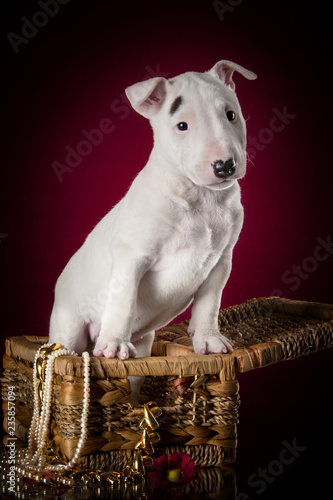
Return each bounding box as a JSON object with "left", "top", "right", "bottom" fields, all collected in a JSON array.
[{"left": 125, "top": 60, "right": 256, "bottom": 191}]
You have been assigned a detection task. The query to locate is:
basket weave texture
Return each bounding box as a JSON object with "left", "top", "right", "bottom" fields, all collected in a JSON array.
[{"left": 2, "top": 297, "right": 333, "bottom": 469}]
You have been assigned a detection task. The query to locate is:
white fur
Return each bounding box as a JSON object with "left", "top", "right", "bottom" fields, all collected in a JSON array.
[{"left": 49, "top": 60, "right": 256, "bottom": 366}]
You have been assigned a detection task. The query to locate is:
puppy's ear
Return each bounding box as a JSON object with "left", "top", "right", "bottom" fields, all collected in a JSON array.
[
  {"left": 209, "top": 60, "right": 257, "bottom": 91},
  {"left": 125, "top": 77, "right": 167, "bottom": 118}
]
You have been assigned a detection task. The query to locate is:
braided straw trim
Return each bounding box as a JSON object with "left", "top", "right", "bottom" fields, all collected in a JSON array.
[{"left": 1, "top": 367, "right": 239, "bottom": 462}]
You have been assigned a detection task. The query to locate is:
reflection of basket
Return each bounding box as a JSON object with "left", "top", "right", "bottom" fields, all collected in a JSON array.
[
  {"left": 186, "top": 466, "right": 236, "bottom": 497},
  {"left": 2, "top": 297, "right": 333, "bottom": 469}
]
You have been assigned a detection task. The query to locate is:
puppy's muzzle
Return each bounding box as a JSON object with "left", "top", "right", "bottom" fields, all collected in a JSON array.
[{"left": 212, "top": 158, "right": 236, "bottom": 179}]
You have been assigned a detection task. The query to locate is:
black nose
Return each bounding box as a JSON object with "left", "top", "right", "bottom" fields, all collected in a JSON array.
[{"left": 212, "top": 158, "right": 236, "bottom": 178}]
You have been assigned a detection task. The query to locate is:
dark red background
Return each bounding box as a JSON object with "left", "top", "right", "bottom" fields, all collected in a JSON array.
[{"left": 1, "top": 1, "right": 332, "bottom": 497}]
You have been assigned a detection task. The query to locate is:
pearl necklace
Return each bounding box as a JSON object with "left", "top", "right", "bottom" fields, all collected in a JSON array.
[{"left": 16, "top": 343, "right": 90, "bottom": 483}]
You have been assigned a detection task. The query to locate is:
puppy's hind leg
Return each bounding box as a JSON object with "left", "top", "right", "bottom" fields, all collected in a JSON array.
[
  {"left": 49, "top": 304, "right": 89, "bottom": 355},
  {"left": 128, "top": 330, "right": 155, "bottom": 407}
]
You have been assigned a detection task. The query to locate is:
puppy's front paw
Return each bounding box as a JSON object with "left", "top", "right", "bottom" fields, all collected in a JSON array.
[
  {"left": 93, "top": 339, "right": 137, "bottom": 359},
  {"left": 192, "top": 330, "right": 233, "bottom": 355}
]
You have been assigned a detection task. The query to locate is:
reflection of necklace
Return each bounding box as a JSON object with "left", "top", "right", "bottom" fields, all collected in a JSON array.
[{"left": 16, "top": 343, "right": 90, "bottom": 483}]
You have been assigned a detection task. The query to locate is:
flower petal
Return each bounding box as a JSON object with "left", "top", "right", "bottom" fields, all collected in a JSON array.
[
  {"left": 180, "top": 453, "right": 191, "bottom": 471},
  {"left": 168, "top": 451, "right": 183, "bottom": 470},
  {"left": 152, "top": 456, "right": 168, "bottom": 476},
  {"left": 184, "top": 465, "right": 200, "bottom": 482},
  {"left": 182, "top": 460, "right": 195, "bottom": 475},
  {"left": 154, "top": 455, "right": 168, "bottom": 468}
]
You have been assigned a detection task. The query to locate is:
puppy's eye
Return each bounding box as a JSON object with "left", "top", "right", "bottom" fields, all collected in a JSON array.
[
  {"left": 226, "top": 110, "right": 236, "bottom": 121},
  {"left": 177, "top": 122, "right": 189, "bottom": 131}
]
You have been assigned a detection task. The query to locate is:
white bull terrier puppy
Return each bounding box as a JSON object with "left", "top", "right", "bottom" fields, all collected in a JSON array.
[{"left": 49, "top": 60, "right": 257, "bottom": 375}]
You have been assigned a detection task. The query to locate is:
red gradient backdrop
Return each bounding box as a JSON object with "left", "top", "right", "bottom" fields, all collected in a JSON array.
[
  {"left": 1, "top": 0, "right": 332, "bottom": 346},
  {"left": 1, "top": 1, "right": 332, "bottom": 495},
  {"left": 1, "top": 2, "right": 332, "bottom": 345}
]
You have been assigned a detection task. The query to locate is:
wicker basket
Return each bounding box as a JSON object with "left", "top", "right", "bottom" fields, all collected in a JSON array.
[{"left": 2, "top": 297, "right": 333, "bottom": 469}]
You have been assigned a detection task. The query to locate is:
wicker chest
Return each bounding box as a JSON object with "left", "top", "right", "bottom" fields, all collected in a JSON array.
[{"left": 2, "top": 297, "right": 333, "bottom": 469}]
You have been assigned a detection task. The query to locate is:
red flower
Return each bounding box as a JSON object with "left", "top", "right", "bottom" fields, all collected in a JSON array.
[{"left": 148, "top": 451, "right": 200, "bottom": 489}]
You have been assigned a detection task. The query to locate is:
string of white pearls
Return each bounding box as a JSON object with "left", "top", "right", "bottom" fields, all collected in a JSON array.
[{"left": 16, "top": 344, "right": 90, "bottom": 483}]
